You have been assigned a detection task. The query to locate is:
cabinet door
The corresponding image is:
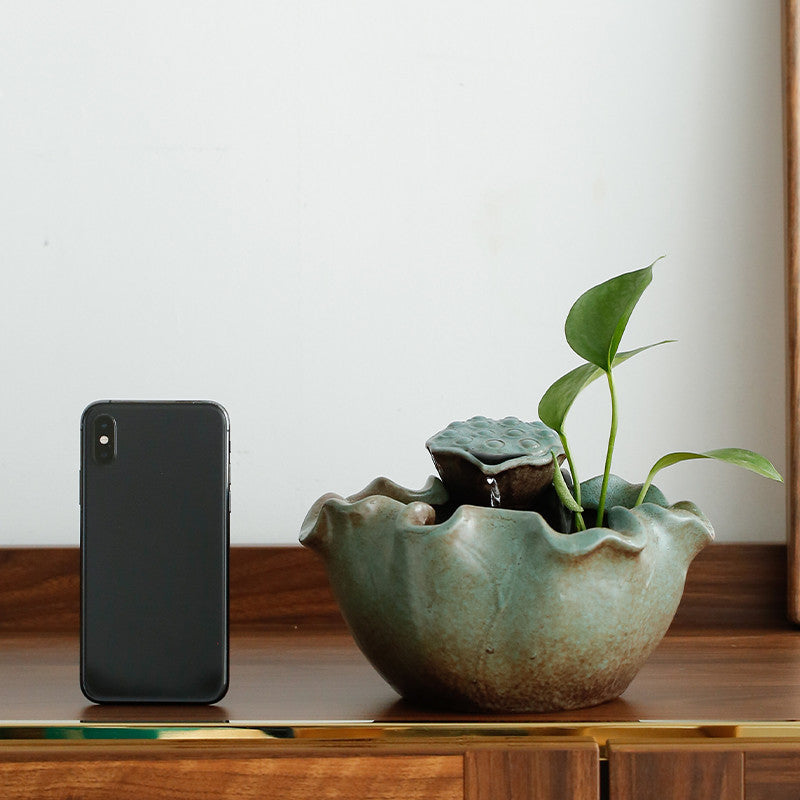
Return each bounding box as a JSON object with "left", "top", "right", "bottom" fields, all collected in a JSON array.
[
  {"left": 0, "top": 740, "right": 600, "bottom": 800},
  {"left": 465, "top": 743, "right": 599, "bottom": 800},
  {"left": 0, "top": 748, "right": 462, "bottom": 800},
  {"left": 744, "top": 743, "right": 800, "bottom": 800},
  {"left": 608, "top": 744, "right": 744, "bottom": 800}
]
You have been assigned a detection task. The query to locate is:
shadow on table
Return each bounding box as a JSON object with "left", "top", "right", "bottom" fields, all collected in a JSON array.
[{"left": 374, "top": 695, "right": 643, "bottom": 723}]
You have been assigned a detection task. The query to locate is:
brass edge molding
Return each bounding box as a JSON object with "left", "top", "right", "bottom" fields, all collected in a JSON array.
[{"left": 4, "top": 721, "right": 800, "bottom": 749}]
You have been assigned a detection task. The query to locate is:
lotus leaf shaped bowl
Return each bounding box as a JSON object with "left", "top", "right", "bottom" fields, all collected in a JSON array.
[{"left": 300, "top": 474, "right": 713, "bottom": 713}]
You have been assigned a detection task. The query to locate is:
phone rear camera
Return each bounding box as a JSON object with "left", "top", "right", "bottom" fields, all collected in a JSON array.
[{"left": 94, "top": 415, "right": 116, "bottom": 464}]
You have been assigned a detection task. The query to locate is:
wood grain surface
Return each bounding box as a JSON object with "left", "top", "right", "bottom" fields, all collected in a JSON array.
[
  {"left": 608, "top": 741, "right": 800, "bottom": 800},
  {"left": 464, "top": 745, "right": 599, "bottom": 800},
  {"left": 669, "top": 544, "right": 787, "bottom": 632},
  {"left": 3, "top": 626, "right": 800, "bottom": 724},
  {"left": 0, "top": 546, "right": 343, "bottom": 634},
  {"left": 746, "top": 745, "right": 800, "bottom": 800},
  {"left": 0, "top": 543, "right": 788, "bottom": 635},
  {"left": 785, "top": 0, "right": 800, "bottom": 623},
  {"left": 608, "top": 745, "right": 743, "bottom": 800},
  {"left": 0, "top": 743, "right": 464, "bottom": 800}
]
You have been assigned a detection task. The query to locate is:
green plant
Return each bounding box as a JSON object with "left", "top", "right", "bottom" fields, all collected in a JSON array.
[{"left": 537, "top": 260, "right": 782, "bottom": 530}]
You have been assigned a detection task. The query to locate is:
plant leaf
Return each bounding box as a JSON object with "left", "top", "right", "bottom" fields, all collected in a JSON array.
[
  {"left": 564, "top": 258, "right": 663, "bottom": 370},
  {"left": 550, "top": 452, "right": 583, "bottom": 512},
  {"left": 538, "top": 362, "right": 602, "bottom": 433},
  {"left": 635, "top": 448, "right": 783, "bottom": 506},
  {"left": 538, "top": 341, "right": 673, "bottom": 433},
  {"left": 649, "top": 449, "right": 782, "bottom": 482}
]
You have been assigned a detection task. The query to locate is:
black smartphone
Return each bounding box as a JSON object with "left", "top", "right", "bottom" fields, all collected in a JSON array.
[{"left": 80, "top": 400, "right": 230, "bottom": 703}]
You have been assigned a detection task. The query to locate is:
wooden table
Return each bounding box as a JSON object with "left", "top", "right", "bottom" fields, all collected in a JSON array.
[{"left": 2, "top": 545, "right": 800, "bottom": 799}]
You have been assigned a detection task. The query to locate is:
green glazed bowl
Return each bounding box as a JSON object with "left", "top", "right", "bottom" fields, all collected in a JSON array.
[{"left": 300, "top": 475, "right": 713, "bottom": 713}]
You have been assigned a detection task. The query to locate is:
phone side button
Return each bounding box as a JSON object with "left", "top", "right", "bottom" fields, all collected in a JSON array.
[
  {"left": 79, "top": 469, "right": 82, "bottom": 506},
  {"left": 227, "top": 486, "right": 231, "bottom": 514}
]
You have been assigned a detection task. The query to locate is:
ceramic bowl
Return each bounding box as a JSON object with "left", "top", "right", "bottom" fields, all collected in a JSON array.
[{"left": 300, "top": 475, "right": 713, "bottom": 712}]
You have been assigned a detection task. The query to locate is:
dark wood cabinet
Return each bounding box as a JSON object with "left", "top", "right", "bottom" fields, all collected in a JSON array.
[
  {"left": 1, "top": 544, "right": 800, "bottom": 799},
  {"left": 0, "top": 744, "right": 464, "bottom": 800},
  {"left": 745, "top": 745, "right": 800, "bottom": 800},
  {"left": 464, "top": 745, "right": 599, "bottom": 800},
  {"left": 608, "top": 741, "right": 800, "bottom": 800},
  {"left": 13, "top": 737, "right": 800, "bottom": 800},
  {"left": 0, "top": 740, "right": 600, "bottom": 800},
  {"left": 608, "top": 744, "right": 744, "bottom": 800}
]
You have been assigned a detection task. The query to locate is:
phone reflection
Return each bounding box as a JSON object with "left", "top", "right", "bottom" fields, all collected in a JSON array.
[{"left": 80, "top": 704, "right": 231, "bottom": 724}]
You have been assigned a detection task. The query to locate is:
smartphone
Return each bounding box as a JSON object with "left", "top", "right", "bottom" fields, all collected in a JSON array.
[{"left": 80, "top": 400, "right": 230, "bottom": 703}]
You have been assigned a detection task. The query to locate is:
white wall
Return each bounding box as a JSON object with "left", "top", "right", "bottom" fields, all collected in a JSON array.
[{"left": 1, "top": 1, "right": 786, "bottom": 544}]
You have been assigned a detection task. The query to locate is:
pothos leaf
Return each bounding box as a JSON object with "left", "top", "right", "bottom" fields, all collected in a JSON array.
[
  {"left": 564, "top": 258, "right": 663, "bottom": 370},
  {"left": 538, "top": 341, "right": 673, "bottom": 434},
  {"left": 635, "top": 448, "right": 783, "bottom": 506}
]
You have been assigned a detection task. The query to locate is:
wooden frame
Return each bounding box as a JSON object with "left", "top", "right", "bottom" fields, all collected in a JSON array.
[{"left": 785, "top": 1, "right": 800, "bottom": 622}]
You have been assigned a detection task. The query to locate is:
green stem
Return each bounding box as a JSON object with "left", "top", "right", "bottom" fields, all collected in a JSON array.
[
  {"left": 559, "top": 432, "right": 585, "bottom": 531},
  {"left": 595, "top": 368, "right": 618, "bottom": 526},
  {"left": 634, "top": 467, "right": 657, "bottom": 507}
]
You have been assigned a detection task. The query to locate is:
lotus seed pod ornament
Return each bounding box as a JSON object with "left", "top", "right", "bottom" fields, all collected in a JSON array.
[
  {"left": 425, "top": 416, "right": 564, "bottom": 510},
  {"left": 300, "top": 260, "right": 782, "bottom": 713}
]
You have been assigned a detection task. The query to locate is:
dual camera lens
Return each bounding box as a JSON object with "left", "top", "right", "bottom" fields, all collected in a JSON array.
[{"left": 93, "top": 415, "right": 116, "bottom": 464}]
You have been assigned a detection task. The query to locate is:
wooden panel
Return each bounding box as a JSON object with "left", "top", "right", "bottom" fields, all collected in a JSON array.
[
  {"left": 746, "top": 745, "right": 800, "bottom": 800},
  {"left": 0, "top": 745, "right": 463, "bottom": 800},
  {"left": 0, "top": 544, "right": 786, "bottom": 635},
  {"left": 0, "top": 548, "right": 79, "bottom": 633},
  {"left": 228, "top": 547, "right": 341, "bottom": 630},
  {"left": 670, "top": 544, "right": 787, "bottom": 633},
  {"left": 464, "top": 744, "right": 598, "bottom": 800},
  {"left": 785, "top": 0, "right": 800, "bottom": 624},
  {"left": 0, "top": 547, "right": 343, "bottom": 634},
  {"left": 608, "top": 745, "right": 743, "bottom": 800}
]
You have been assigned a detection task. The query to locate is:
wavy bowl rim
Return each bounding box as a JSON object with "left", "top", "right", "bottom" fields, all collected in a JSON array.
[{"left": 299, "top": 476, "right": 714, "bottom": 559}]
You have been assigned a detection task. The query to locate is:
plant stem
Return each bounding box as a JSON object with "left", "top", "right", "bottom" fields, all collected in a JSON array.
[
  {"left": 559, "top": 432, "right": 585, "bottom": 531},
  {"left": 634, "top": 468, "right": 657, "bottom": 507},
  {"left": 595, "top": 368, "right": 619, "bottom": 526}
]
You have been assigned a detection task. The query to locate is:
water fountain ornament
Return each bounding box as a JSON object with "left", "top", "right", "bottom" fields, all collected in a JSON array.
[
  {"left": 300, "top": 259, "right": 781, "bottom": 712},
  {"left": 300, "top": 424, "right": 713, "bottom": 712}
]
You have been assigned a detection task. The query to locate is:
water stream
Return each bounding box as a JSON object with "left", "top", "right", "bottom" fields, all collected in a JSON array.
[{"left": 486, "top": 477, "right": 501, "bottom": 508}]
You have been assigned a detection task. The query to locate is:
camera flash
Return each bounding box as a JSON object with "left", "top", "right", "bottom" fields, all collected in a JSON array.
[{"left": 99, "top": 435, "right": 109, "bottom": 445}]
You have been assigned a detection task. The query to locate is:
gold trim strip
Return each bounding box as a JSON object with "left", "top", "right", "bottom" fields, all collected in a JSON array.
[{"left": 3, "top": 721, "right": 800, "bottom": 748}]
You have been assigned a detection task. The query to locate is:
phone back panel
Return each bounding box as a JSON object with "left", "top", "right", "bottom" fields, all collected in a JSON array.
[{"left": 80, "top": 401, "right": 229, "bottom": 703}]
